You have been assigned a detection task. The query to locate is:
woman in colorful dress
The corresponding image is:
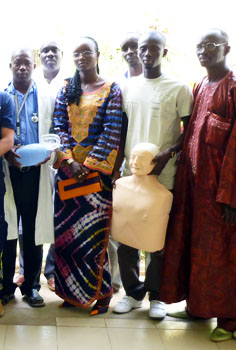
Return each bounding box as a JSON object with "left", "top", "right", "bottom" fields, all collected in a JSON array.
[{"left": 52, "top": 37, "right": 123, "bottom": 315}]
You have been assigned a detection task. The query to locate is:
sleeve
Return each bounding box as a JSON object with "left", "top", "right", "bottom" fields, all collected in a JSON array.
[
  {"left": 52, "top": 87, "right": 73, "bottom": 167},
  {"left": 216, "top": 87, "right": 236, "bottom": 208},
  {"left": 83, "top": 83, "right": 123, "bottom": 175},
  {"left": 0, "top": 92, "right": 16, "bottom": 131},
  {"left": 176, "top": 84, "right": 194, "bottom": 118}
]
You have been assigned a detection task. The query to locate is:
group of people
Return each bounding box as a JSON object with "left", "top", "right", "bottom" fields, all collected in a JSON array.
[{"left": 0, "top": 27, "right": 235, "bottom": 343}]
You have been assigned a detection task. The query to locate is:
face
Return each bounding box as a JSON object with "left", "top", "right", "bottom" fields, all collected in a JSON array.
[
  {"left": 73, "top": 39, "right": 99, "bottom": 73},
  {"left": 130, "top": 148, "right": 155, "bottom": 176},
  {"left": 10, "top": 50, "right": 35, "bottom": 84},
  {"left": 39, "top": 41, "right": 62, "bottom": 72},
  {"left": 121, "top": 35, "right": 140, "bottom": 67},
  {"left": 196, "top": 32, "right": 229, "bottom": 68},
  {"left": 138, "top": 34, "right": 167, "bottom": 70}
]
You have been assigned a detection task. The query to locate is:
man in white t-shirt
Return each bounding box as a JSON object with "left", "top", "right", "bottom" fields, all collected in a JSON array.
[
  {"left": 113, "top": 31, "right": 193, "bottom": 319},
  {"left": 108, "top": 33, "right": 143, "bottom": 294}
]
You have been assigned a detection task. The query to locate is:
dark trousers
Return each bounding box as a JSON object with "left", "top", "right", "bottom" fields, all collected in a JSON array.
[
  {"left": 19, "top": 232, "right": 42, "bottom": 284},
  {"left": 44, "top": 244, "right": 55, "bottom": 280},
  {"left": 0, "top": 193, "right": 7, "bottom": 299},
  {"left": 2, "top": 166, "right": 43, "bottom": 296},
  {"left": 19, "top": 235, "right": 54, "bottom": 280},
  {"left": 117, "top": 243, "right": 164, "bottom": 301},
  {"left": 19, "top": 240, "right": 54, "bottom": 280}
]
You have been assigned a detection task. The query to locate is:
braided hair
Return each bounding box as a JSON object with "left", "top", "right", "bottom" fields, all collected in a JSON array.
[{"left": 64, "top": 37, "right": 100, "bottom": 106}]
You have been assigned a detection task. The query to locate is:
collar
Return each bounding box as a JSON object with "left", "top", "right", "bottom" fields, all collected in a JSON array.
[{"left": 7, "top": 80, "right": 37, "bottom": 95}]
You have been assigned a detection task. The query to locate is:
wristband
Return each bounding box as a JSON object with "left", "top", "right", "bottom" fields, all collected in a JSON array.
[
  {"left": 171, "top": 151, "right": 176, "bottom": 158},
  {"left": 67, "top": 158, "right": 74, "bottom": 165}
]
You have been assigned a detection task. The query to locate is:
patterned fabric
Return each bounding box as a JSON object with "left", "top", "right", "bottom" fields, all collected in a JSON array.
[
  {"left": 53, "top": 82, "right": 122, "bottom": 174},
  {"left": 160, "top": 71, "right": 236, "bottom": 322},
  {"left": 53, "top": 82, "right": 122, "bottom": 307}
]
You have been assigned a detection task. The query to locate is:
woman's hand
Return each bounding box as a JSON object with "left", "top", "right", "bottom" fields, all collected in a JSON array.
[{"left": 69, "top": 161, "right": 90, "bottom": 183}]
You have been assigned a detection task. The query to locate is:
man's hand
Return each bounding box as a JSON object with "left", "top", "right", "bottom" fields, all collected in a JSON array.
[
  {"left": 5, "top": 146, "right": 22, "bottom": 168},
  {"left": 149, "top": 149, "right": 171, "bottom": 176},
  {"left": 222, "top": 204, "right": 236, "bottom": 225},
  {"left": 69, "top": 161, "right": 90, "bottom": 183},
  {"left": 112, "top": 171, "right": 121, "bottom": 188}
]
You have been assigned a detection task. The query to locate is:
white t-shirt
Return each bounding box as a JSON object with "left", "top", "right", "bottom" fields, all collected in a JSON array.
[{"left": 122, "top": 74, "right": 193, "bottom": 189}]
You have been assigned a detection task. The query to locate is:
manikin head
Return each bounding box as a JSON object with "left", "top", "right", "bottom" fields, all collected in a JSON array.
[{"left": 129, "top": 143, "right": 159, "bottom": 176}]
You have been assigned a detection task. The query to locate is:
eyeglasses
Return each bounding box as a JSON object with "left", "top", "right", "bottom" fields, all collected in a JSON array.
[
  {"left": 196, "top": 42, "right": 227, "bottom": 52},
  {"left": 73, "top": 51, "right": 93, "bottom": 58}
]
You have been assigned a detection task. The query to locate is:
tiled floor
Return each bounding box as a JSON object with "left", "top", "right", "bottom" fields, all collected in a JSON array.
[{"left": 0, "top": 276, "right": 235, "bottom": 350}]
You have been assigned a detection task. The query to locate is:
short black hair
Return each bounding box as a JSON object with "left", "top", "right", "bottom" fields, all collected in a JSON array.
[
  {"left": 139, "top": 31, "right": 166, "bottom": 47},
  {"left": 207, "top": 28, "right": 229, "bottom": 44},
  {"left": 11, "top": 48, "right": 34, "bottom": 62}
]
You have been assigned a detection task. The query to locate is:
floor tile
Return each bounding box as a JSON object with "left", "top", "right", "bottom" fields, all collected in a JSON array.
[
  {"left": 56, "top": 316, "right": 106, "bottom": 327},
  {"left": 105, "top": 318, "right": 156, "bottom": 329},
  {"left": 159, "top": 329, "right": 219, "bottom": 349},
  {"left": 217, "top": 339, "right": 236, "bottom": 349},
  {"left": 4, "top": 325, "right": 57, "bottom": 350},
  {"left": 107, "top": 327, "right": 164, "bottom": 350},
  {"left": 57, "top": 326, "right": 111, "bottom": 350},
  {"left": 155, "top": 319, "right": 217, "bottom": 330},
  {"left": 0, "top": 325, "right": 6, "bottom": 348}
]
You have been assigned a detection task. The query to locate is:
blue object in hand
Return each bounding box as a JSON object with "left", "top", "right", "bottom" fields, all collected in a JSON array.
[{"left": 16, "top": 144, "right": 51, "bottom": 167}]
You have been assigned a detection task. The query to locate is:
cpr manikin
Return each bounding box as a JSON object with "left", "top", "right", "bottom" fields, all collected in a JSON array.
[{"left": 112, "top": 143, "right": 173, "bottom": 252}]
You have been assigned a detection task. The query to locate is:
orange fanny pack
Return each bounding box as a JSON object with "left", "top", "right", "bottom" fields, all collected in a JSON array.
[{"left": 58, "top": 172, "right": 102, "bottom": 200}]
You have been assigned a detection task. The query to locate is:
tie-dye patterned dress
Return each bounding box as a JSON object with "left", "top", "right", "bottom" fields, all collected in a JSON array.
[{"left": 53, "top": 82, "right": 122, "bottom": 307}]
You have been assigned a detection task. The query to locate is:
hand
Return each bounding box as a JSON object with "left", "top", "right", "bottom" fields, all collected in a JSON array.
[
  {"left": 4, "top": 146, "right": 22, "bottom": 168},
  {"left": 69, "top": 161, "right": 90, "bottom": 183},
  {"left": 149, "top": 149, "right": 171, "bottom": 176},
  {"left": 222, "top": 204, "right": 236, "bottom": 225},
  {"left": 112, "top": 171, "right": 121, "bottom": 188},
  {"left": 35, "top": 153, "right": 52, "bottom": 166}
]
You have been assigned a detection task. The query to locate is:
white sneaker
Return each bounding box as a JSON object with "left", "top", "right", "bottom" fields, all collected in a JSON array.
[
  {"left": 149, "top": 300, "right": 166, "bottom": 319},
  {"left": 113, "top": 296, "right": 143, "bottom": 314}
]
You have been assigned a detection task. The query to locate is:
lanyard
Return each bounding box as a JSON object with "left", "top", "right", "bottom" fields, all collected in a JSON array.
[{"left": 13, "top": 84, "right": 39, "bottom": 143}]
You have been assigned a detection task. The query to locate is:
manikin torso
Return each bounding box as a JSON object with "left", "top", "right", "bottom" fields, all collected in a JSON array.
[{"left": 112, "top": 144, "right": 173, "bottom": 252}]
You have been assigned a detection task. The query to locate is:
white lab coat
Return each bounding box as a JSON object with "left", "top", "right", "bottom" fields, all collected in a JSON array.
[{"left": 3, "top": 79, "right": 60, "bottom": 245}]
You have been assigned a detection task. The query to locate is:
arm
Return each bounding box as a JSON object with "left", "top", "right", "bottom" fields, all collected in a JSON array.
[
  {"left": 112, "top": 112, "right": 128, "bottom": 184},
  {"left": 83, "top": 83, "right": 123, "bottom": 175},
  {"left": 150, "top": 115, "right": 190, "bottom": 175},
  {"left": 0, "top": 128, "right": 14, "bottom": 157},
  {"left": 52, "top": 88, "right": 88, "bottom": 182},
  {"left": 52, "top": 88, "right": 73, "bottom": 168},
  {"left": 216, "top": 88, "right": 236, "bottom": 224},
  {"left": 150, "top": 84, "right": 193, "bottom": 176}
]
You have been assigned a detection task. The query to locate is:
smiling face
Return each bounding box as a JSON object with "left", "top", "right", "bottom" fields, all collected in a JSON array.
[
  {"left": 130, "top": 148, "right": 155, "bottom": 176},
  {"left": 10, "top": 49, "right": 35, "bottom": 85},
  {"left": 196, "top": 30, "right": 230, "bottom": 68},
  {"left": 138, "top": 32, "right": 167, "bottom": 71},
  {"left": 73, "top": 38, "right": 99, "bottom": 73},
  {"left": 121, "top": 34, "right": 140, "bottom": 68},
  {"left": 39, "top": 41, "right": 62, "bottom": 73}
]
